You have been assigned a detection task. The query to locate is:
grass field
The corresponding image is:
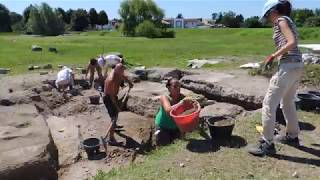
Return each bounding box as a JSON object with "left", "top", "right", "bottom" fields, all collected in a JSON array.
[
  {"left": 93, "top": 111, "right": 320, "bottom": 180},
  {"left": 1, "top": 28, "right": 320, "bottom": 74}
]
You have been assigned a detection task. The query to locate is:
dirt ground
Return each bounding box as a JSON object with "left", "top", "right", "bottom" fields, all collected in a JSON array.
[
  {"left": 0, "top": 72, "right": 154, "bottom": 180},
  {"left": 1, "top": 69, "right": 319, "bottom": 180}
]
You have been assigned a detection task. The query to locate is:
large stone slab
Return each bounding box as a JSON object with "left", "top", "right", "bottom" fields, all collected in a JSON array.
[
  {"left": 131, "top": 68, "right": 195, "bottom": 82},
  {"left": 200, "top": 102, "right": 244, "bottom": 118},
  {"left": 180, "top": 71, "right": 269, "bottom": 110},
  {"left": 126, "top": 81, "right": 207, "bottom": 117},
  {"left": 0, "top": 104, "right": 58, "bottom": 180}
]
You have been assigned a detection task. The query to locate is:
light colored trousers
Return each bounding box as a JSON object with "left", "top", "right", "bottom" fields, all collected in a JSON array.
[{"left": 262, "top": 63, "right": 303, "bottom": 142}]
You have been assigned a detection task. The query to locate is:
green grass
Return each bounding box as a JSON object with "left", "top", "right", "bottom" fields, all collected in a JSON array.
[
  {"left": 93, "top": 111, "right": 320, "bottom": 180},
  {"left": 1, "top": 28, "right": 320, "bottom": 74}
]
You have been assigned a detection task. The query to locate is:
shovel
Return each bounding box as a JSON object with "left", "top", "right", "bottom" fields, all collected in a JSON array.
[
  {"left": 98, "top": 86, "right": 131, "bottom": 153},
  {"left": 120, "top": 87, "right": 131, "bottom": 110}
]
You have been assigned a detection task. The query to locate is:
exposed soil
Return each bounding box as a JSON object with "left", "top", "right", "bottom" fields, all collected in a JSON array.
[
  {"left": 2, "top": 69, "right": 317, "bottom": 180},
  {"left": 0, "top": 72, "right": 154, "bottom": 180}
]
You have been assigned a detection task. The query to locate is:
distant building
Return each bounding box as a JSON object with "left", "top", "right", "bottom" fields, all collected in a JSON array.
[
  {"left": 162, "top": 18, "right": 226, "bottom": 29},
  {"left": 162, "top": 18, "right": 202, "bottom": 28},
  {"left": 95, "top": 19, "right": 121, "bottom": 30}
]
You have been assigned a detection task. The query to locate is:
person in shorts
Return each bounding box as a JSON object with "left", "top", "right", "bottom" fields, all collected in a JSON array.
[{"left": 103, "top": 63, "right": 133, "bottom": 145}]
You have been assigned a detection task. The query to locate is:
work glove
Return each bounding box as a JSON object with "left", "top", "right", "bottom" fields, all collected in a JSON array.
[
  {"left": 179, "top": 96, "right": 194, "bottom": 104},
  {"left": 264, "top": 55, "right": 275, "bottom": 71}
]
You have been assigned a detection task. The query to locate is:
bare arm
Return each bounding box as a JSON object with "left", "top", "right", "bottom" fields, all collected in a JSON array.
[
  {"left": 160, "top": 95, "right": 173, "bottom": 114},
  {"left": 123, "top": 73, "right": 133, "bottom": 88},
  {"left": 85, "top": 64, "right": 90, "bottom": 78},
  {"left": 103, "top": 67, "right": 108, "bottom": 79},
  {"left": 272, "top": 20, "right": 296, "bottom": 59}
]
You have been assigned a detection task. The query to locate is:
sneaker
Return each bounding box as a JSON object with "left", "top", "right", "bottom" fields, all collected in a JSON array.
[
  {"left": 108, "top": 140, "right": 122, "bottom": 146},
  {"left": 275, "top": 134, "right": 300, "bottom": 147},
  {"left": 248, "top": 139, "right": 276, "bottom": 157},
  {"left": 115, "top": 125, "right": 124, "bottom": 129}
]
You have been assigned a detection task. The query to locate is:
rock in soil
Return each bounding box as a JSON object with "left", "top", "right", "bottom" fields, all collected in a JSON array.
[{"left": 0, "top": 104, "right": 58, "bottom": 180}]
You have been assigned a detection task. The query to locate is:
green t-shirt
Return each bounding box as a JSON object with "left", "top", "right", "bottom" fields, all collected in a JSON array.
[{"left": 155, "top": 95, "right": 184, "bottom": 130}]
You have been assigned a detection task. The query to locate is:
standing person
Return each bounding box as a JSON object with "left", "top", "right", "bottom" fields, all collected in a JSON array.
[
  {"left": 103, "top": 63, "right": 133, "bottom": 145},
  {"left": 248, "top": 0, "right": 304, "bottom": 156},
  {"left": 155, "top": 78, "right": 185, "bottom": 146},
  {"left": 85, "top": 58, "right": 103, "bottom": 88},
  {"left": 55, "top": 66, "right": 74, "bottom": 92}
]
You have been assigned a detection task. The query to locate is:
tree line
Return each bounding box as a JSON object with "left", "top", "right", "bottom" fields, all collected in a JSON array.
[
  {"left": 1, "top": 1, "right": 320, "bottom": 37},
  {"left": 212, "top": 8, "right": 320, "bottom": 28},
  {"left": 0, "top": 3, "right": 109, "bottom": 35}
]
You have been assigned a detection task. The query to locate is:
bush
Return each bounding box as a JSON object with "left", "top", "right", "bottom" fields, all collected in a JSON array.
[
  {"left": 248, "top": 62, "right": 277, "bottom": 78},
  {"left": 302, "top": 64, "right": 320, "bottom": 87},
  {"left": 135, "top": 20, "right": 161, "bottom": 38},
  {"left": 160, "top": 30, "right": 175, "bottom": 38},
  {"left": 249, "top": 63, "right": 320, "bottom": 87},
  {"left": 304, "top": 16, "right": 320, "bottom": 27},
  {"left": 11, "top": 21, "right": 25, "bottom": 32}
]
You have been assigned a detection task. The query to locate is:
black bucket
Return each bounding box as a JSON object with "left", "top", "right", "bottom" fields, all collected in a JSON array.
[
  {"left": 206, "top": 116, "right": 235, "bottom": 141},
  {"left": 83, "top": 138, "right": 101, "bottom": 160},
  {"left": 89, "top": 95, "right": 100, "bottom": 105},
  {"left": 297, "top": 93, "right": 320, "bottom": 111},
  {"left": 308, "top": 91, "right": 320, "bottom": 98}
]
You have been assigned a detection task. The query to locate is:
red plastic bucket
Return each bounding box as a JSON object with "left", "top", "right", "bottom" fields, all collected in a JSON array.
[{"left": 170, "top": 100, "right": 201, "bottom": 132}]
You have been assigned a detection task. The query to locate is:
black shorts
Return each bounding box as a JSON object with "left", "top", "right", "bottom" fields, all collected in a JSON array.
[
  {"left": 103, "top": 95, "right": 119, "bottom": 119},
  {"left": 155, "top": 126, "right": 180, "bottom": 146}
]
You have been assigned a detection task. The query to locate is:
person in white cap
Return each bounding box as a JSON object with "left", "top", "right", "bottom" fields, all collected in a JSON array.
[
  {"left": 105, "top": 54, "right": 123, "bottom": 69},
  {"left": 55, "top": 66, "right": 74, "bottom": 92},
  {"left": 97, "top": 54, "right": 124, "bottom": 80},
  {"left": 248, "top": 0, "right": 304, "bottom": 156}
]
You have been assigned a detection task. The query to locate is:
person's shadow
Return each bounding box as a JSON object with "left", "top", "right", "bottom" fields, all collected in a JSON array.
[
  {"left": 271, "top": 144, "right": 320, "bottom": 167},
  {"left": 115, "top": 131, "right": 142, "bottom": 150},
  {"left": 186, "top": 129, "right": 247, "bottom": 153}
]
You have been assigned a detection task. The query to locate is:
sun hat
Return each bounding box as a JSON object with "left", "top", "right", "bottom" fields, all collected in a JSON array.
[{"left": 260, "top": 0, "right": 290, "bottom": 22}]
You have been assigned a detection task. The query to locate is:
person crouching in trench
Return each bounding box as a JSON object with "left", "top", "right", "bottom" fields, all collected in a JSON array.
[
  {"left": 154, "top": 78, "right": 187, "bottom": 146},
  {"left": 85, "top": 58, "right": 104, "bottom": 88}
]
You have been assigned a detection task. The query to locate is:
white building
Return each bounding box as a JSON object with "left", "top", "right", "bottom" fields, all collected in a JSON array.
[{"left": 163, "top": 18, "right": 202, "bottom": 28}]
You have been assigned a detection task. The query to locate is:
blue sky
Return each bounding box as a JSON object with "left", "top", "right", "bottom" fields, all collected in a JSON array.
[{"left": 1, "top": 0, "right": 319, "bottom": 19}]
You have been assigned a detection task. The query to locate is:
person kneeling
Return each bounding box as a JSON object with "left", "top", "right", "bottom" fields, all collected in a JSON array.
[{"left": 155, "top": 78, "right": 185, "bottom": 146}]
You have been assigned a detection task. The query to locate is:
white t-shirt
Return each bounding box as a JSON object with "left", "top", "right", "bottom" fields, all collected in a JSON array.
[
  {"left": 98, "top": 57, "right": 106, "bottom": 67},
  {"left": 56, "top": 67, "right": 73, "bottom": 86},
  {"left": 104, "top": 55, "right": 122, "bottom": 67}
]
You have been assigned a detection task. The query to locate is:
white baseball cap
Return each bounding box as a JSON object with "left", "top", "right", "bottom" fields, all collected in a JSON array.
[{"left": 260, "top": 0, "right": 290, "bottom": 22}]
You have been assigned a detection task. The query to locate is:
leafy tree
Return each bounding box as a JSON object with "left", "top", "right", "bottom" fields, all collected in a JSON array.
[
  {"left": 23, "top": 5, "right": 35, "bottom": 24},
  {"left": 98, "top": 10, "right": 108, "bottom": 26},
  {"left": 26, "top": 7, "right": 43, "bottom": 34},
  {"left": 89, "top": 8, "right": 99, "bottom": 27},
  {"left": 304, "top": 16, "right": 320, "bottom": 27},
  {"left": 56, "top": 7, "right": 68, "bottom": 24},
  {"left": 216, "top": 12, "right": 223, "bottom": 24},
  {"left": 0, "top": 3, "right": 12, "bottom": 32},
  {"left": 211, "top": 13, "right": 218, "bottom": 20},
  {"left": 26, "top": 3, "right": 64, "bottom": 36},
  {"left": 65, "top": 9, "right": 74, "bottom": 24},
  {"left": 244, "top": 16, "right": 263, "bottom": 28},
  {"left": 219, "top": 11, "right": 243, "bottom": 28},
  {"left": 292, "top": 9, "right": 314, "bottom": 27},
  {"left": 10, "top": 12, "right": 23, "bottom": 25},
  {"left": 176, "top": 13, "right": 183, "bottom": 19},
  {"left": 71, "top": 9, "right": 89, "bottom": 31},
  {"left": 119, "top": 0, "right": 164, "bottom": 36},
  {"left": 315, "top": 8, "right": 320, "bottom": 16}
]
